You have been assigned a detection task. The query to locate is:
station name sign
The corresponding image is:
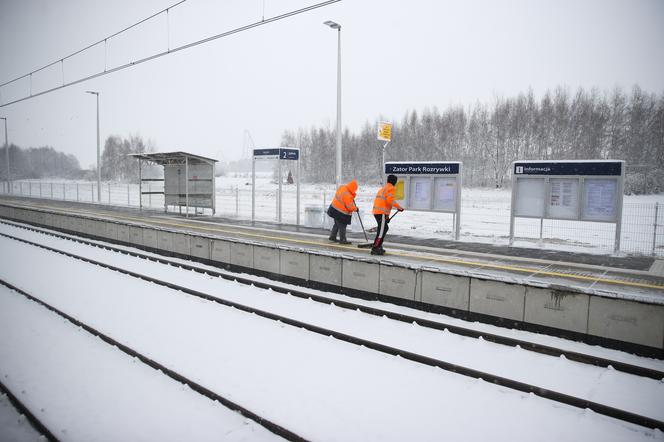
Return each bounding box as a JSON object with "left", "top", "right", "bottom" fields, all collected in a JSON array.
[
  {"left": 385, "top": 162, "right": 459, "bottom": 175},
  {"left": 514, "top": 161, "right": 622, "bottom": 176},
  {"left": 253, "top": 148, "right": 299, "bottom": 161}
]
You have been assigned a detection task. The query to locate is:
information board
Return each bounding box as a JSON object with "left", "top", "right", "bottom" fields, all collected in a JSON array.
[
  {"left": 510, "top": 159, "right": 625, "bottom": 252},
  {"left": 385, "top": 161, "right": 462, "bottom": 240},
  {"left": 514, "top": 178, "right": 545, "bottom": 217}
]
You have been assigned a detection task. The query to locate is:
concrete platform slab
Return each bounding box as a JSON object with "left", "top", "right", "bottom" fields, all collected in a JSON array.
[
  {"left": 420, "top": 271, "right": 470, "bottom": 310},
  {"left": 142, "top": 228, "right": 158, "bottom": 249},
  {"left": 157, "top": 230, "right": 174, "bottom": 253},
  {"left": 280, "top": 250, "right": 310, "bottom": 281},
  {"left": 310, "top": 255, "right": 342, "bottom": 287},
  {"left": 524, "top": 287, "right": 589, "bottom": 334},
  {"left": 470, "top": 279, "right": 526, "bottom": 322},
  {"left": 117, "top": 224, "right": 130, "bottom": 243},
  {"left": 254, "top": 246, "right": 280, "bottom": 274},
  {"left": 211, "top": 239, "right": 231, "bottom": 265},
  {"left": 230, "top": 242, "right": 253, "bottom": 269},
  {"left": 343, "top": 260, "right": 380, "bottom": 294},
  {"left": 129, "top": 226, "right": 143, "bottom": 246},
  {"left": 190, "top": 236, "right": 210, "bottom": 260},
  {"left": 379, "top": 264, "right": 417, "bottom": 300},
  {"left": 588, "top": 297, "right": 664, "bottom": 348},
  {"left": 173, "top": 233, "right": 190, "bottom": 256},
  {"left": 105, "top": 222, "right": 119, "bottom": 241}
]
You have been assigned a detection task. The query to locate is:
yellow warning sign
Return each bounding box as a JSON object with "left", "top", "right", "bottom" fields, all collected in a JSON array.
[
  {"left": 395, "top": 180, "right": 405, "bottom": 199},
  {"left": 377, "top": 121, "right": 392, "bottom": 142}
]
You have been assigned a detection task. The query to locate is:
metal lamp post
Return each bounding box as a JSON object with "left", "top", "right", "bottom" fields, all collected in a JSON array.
[
  {"left": 85, "top": 90, "right": 101, "bottom": 203},
  {"left": 324, "top": 20, "right": 342, "bottom": 187},
  {"left": 0, "top": 117, "right": 8, "bottom": 193}
]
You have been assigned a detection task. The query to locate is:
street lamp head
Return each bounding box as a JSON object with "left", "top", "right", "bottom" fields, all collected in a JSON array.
[
  {"left": 323, "top": 20, "right": 341, "bottom": 30},
  {"left": 85, "top": 90, "right": 99, "bottom": 95}
]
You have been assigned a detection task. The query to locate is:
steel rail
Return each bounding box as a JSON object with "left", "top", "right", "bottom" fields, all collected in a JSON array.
[
  {"left": 1, "top": 231, "right": 663, "bottom": 431},
  {"left": 0, "top": 278, "right": 309, "bottom": 442},
  {"left": 2, "top": 218, "right": 662, "bottom": 381}
]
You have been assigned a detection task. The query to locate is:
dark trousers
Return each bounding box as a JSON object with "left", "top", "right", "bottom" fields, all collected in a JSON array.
[
  {"left": 329, "top": 219, "right": 348, "bottom": 241},
  {"left": 372, "top": 214, "right": 388, "bottom": 248}
]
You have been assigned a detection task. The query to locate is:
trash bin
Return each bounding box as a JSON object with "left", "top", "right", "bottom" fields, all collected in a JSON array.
[{"left": 304, "top": 206, "right": 324, "bottom": 228}]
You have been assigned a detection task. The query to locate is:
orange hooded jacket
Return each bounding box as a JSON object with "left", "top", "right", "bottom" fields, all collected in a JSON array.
[{"left": 331, "top": 179, "right": 358, "bottom": 215}]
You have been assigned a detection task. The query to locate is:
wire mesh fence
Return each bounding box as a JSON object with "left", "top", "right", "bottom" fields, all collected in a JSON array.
[{"left": 2, "top": 179, "right": 663, "bottom": 257}]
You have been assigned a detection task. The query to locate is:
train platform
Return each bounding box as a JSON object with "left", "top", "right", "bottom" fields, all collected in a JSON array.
[{"left": 1, "top": 194, "right": 663, "bottom": 354}]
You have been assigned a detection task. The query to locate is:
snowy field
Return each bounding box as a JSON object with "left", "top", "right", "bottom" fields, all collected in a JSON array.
[
  {"left": 0, "top": 221, "right": 663, "bottom": 441},
  {"left": 3, "top": 175, "right": 664, "bottom": 256}
]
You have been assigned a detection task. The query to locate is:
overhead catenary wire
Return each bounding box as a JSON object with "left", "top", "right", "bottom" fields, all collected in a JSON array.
[{"left": 0, "top": 0, "right": 341, "bottom": 108}]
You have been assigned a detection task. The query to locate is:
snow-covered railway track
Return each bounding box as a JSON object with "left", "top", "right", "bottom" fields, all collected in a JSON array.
[
  {"left": 0, "top": 378, "right": 57, "bottom": 441},
  {"left": 2, "top": 219, "right": 661, "bottom": 381},
  {"left": 1, "top": 229, "right": 663, "bottom": 432},
  {"left": 0, "top": 279, "right": 305, "bottom": 442}
]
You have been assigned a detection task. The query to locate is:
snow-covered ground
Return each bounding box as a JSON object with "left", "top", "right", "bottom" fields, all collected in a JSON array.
[
  {"left": 0, "top": 222, "right": 662, "bottom": 441},
  {"left": 4, "top": 176, "right": 664, "bottom": 256}
]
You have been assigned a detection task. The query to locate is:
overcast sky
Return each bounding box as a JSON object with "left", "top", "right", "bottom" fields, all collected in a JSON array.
[{"left": 1, "top": 0, "right": 663, "bottom": 168}]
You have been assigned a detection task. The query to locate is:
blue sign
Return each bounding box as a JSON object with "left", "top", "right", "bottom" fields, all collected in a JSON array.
[
  {"left": 254, "top": 148, "right": 299, "bottom": 160},
  {"left": 385, "top": 162, "right": 460, "bottom": 175},
  {"left": 514, "top": 161, "right": 622, "bottom": 176},
  {"left": 279, "top": 148, "right": 299, "bottom": 160}
]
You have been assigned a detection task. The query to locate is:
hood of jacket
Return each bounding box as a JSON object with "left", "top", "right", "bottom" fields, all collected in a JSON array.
[{"left": 346, "top": 179, "right": 358, "bottom": 195}]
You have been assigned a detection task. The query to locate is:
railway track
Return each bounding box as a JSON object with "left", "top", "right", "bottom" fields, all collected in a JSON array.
[
  {"left": 0, "top": 378, "right": 58, "bottom": 442},
  {"left": 2, "top": 218, "right": 662, "bottom": 380},
  {"left": 0, "top": 279, "right": 307, "bottom": 442},
  {"left": 1, "top": 226, "right": 663, "bottom": 431}
]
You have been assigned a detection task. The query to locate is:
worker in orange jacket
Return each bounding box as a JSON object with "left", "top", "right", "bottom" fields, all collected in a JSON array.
[
  {"left": 327, "top": 179, "right": 359, "bottom": 244},
  {"left": 371, "top": 174, "right": 404, "bottom": 255}
]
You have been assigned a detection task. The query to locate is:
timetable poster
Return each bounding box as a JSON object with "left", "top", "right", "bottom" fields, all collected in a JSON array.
[
  {"left": 548, "top": 178, "right": 579, "bottom": 219},
  {"left": 583, "top": 179, "right": 617, "bottom": 221},
  {"left": 433, "top": 177, "right": 456, "bottom": 211},
  {"left": 409, "top": 177, "right": 432, "bottom": 210}
]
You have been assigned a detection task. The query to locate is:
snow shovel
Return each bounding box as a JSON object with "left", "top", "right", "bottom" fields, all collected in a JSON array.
[{"left": 357, "top": 210, "right": 399, "bottom": 248}]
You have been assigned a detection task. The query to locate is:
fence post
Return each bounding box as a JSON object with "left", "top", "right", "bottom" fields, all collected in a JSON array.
[
  {"left": 236, "top": 187, "right": 239, "bottom": 217},
  {"left": 127, "top": 184, "right": 131, "bottom": 206},
  {"left": 108, "top": 183, "right": 111, "bottom": 204},
  {"left": 653, "top": 202, "right": 659, "bottom": 256},
  {"left": 50, "top": 182, "right": 53, "bottom": 198},
  {"left": 91, "top": 183, "right": 94, "bottom": 202},
  {"left": 148, "top": 182, "right": 152, "bottom": 207},
  {"left": 39, "top": 182, "right": 42, "bottom": 198},
  {"left": 63, "top": 182, "right": 66, "bottom": 200},
  {"left": 76, "top": 183, "right": 80, "bottom": 201}
]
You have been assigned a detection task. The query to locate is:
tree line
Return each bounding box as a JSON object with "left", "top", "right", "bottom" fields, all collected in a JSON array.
[
  {"left": 0, "top": 145, "right": 82, "bottom": 180},
  {"left": 281, "top": 86, "right": 664, "bottom": 193},
  {"left": 0, "top": 134, "right": 153, "bottom": 183}
]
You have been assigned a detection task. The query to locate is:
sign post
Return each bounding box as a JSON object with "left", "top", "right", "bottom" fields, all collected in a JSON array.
[
  {"left": 509, "top": 160, "right": 625, "bottom": 253},
  {"left": 252, "top": 147, "right": 301, "bottom": 224},
  {"left": 377, "top": 121, "right": 392, "bottom": 167}
]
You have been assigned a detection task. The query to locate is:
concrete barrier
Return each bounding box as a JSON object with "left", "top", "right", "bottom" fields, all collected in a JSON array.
[
  {"left": 343, "top": 260, "right": 380, "bottom": 294},
  {"left": 157, "top": 230, "right": 174, "bottom": 253},
  {"left": 129, "top": 226, "right": 143, "bottom": 246},
  {"left": 230, "top": 242, "right": 253, "bottom": 269},
  {"left": 310, "top": 255, "right": 342, "bottom": 287},
  {"left": 280, "top": 250, "right": 310, "bottom": 281},
  {"left": 254, "top": 246, "right": 280, "bottom": 274},
  {"left": 105, "top": 222, "right": 119, "bottom": 241},
  {"left": 117, "top": 224, "right": 131, "bottom": 243},
  {"left": 470, "top": 279, "right": 526, "bottom": 322},
  {"left": 173, "top": 233, "right": 190, "bottom": 257},
  {"left": 588, "top": 297, "right": 664, "bottom": 348},
  {"left": 420, "top": 271, "right": 470, "bottom": 310},
  {"left": 524, "top": 287, "right": 589, "bottom": 334},
  {"left": 211, "top": 239, "right": 231, "bottom": 265},
  {"left": 190, "top": 236, "right": 210, "bottom": 260},
  {"left": 379, "top": 264, "right": 417, "bottom": 301},
  {"left": 142, "top": 228, "right": 158, "bottom": 249}
]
